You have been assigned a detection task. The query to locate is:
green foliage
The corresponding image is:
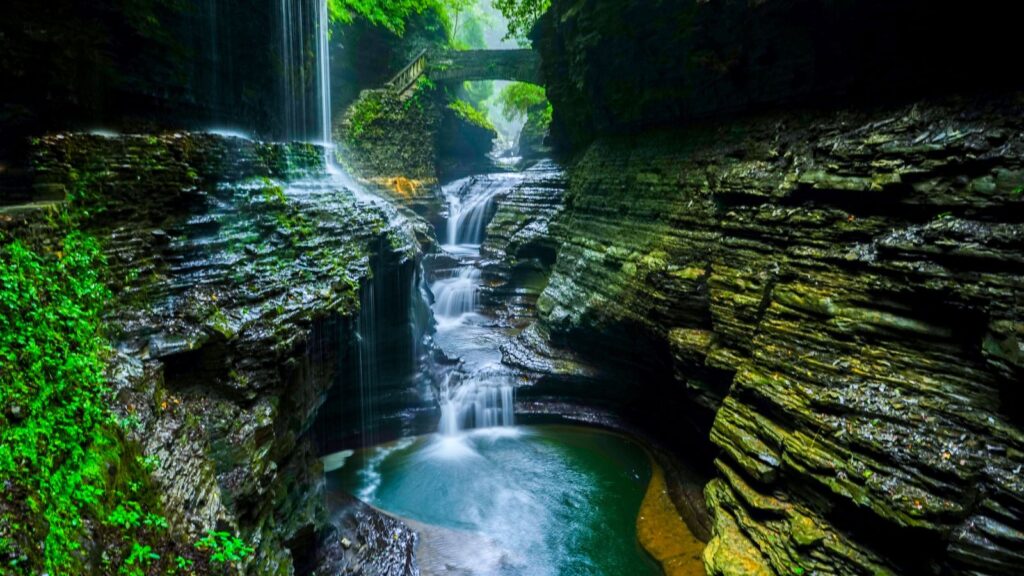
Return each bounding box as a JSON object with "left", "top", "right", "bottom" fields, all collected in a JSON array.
[
  {"left": 195, "top": 531, "right": 254, "bottom": 566},
  {"left": 0, "top": 228, "right": 112, "bottom": 571},
  {"left": 443, "top": 0, "right": 475, "bottom": 45},
  {"left": 122, "top": 542, "right": 160, "bottom": 575},
  {"left": 452, "top": 5, "right": 491, "bottom": 50},
  {"left": 462, "top": 81, "right": 494, "bottom": 110},
  {"left": 498, "top": 82, "right": 552, "bottom": 138},
  {"left": 347, "top": 94, "right": 386, "bottom": 141},
  {"left": 329, "top": 0, "right": 450, "bottom": 37},
  {"left": 493, "top": 0, "right": 550, "bottom": 41},
  {"left": 0, "top": 195, "right": 202, "bottom": 575},
  {"left": 448, "top": 98, "right": 495, "bottom": 131},
  {"left": 498, "top": 82, "right": 548, "bottom": 120}
]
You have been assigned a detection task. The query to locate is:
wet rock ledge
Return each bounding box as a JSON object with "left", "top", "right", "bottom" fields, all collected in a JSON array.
[
  {"left": 4, "top": 133, "right": 420, "bottom": 575},
  {"left": 508, "top": 94, "right": 1024, "bottom": 575}
]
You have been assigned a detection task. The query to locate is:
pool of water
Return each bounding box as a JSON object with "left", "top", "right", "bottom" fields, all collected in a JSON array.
[{"left": 326, "top": 425, "right": 663, "bottom": 576}]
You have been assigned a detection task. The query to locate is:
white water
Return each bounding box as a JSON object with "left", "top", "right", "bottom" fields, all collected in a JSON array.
[
  {"left": 431, "top": 268, "right": 481, "bottom": 330},
  {"left": 316, "top": 0, "right": 332, "bottom": 147},
  {"left": 443, "top": 173, "right": 523, "bottom": 247},
  {"left": 432, "top": 174, "right": 529, "bottom": 435}
]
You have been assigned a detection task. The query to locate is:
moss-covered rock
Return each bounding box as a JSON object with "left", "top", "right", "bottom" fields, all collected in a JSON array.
[
  {"left": 336, "top": 87, "right": 443, "bottom": 221},
  {"left": 511, "top": 94, "right": 1024, "bottom": 575},
  {"left": 4, "top": 132, "right": 422, "bottom": 575}
]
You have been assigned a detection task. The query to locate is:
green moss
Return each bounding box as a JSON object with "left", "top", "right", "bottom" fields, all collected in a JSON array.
[
  {"left": 447, "top": 98, "right": 495, "bottom": 131},
  {"left": 0, "top": 201, "right": 228, "bottom": 574},
  {"left": 347, "top": 93, "right": 386, "bottom": 142}
]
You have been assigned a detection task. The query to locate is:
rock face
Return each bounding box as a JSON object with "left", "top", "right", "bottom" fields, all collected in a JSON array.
[
  {"left": 533, "top": 0, "right": 1023, "bottom": 151},
  {"left": 26, "top": 133, "right": 423, "bottom": 575},
  {"left": 512, "top": 95, "right": 1024, "bottom": 575},
  {"left": 336, "top": 88, "right": 445, "bottom": 225},
  {"left": 480, "top": 160, "right": 567, "bottom": 326}
]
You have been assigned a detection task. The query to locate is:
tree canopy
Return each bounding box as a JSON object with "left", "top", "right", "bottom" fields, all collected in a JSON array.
[
  {"left": 328, "top": 0, "right": 451, "bottom": 36},
  {"left": 492, "top": 0, "right": 550, "bottom": 41}
]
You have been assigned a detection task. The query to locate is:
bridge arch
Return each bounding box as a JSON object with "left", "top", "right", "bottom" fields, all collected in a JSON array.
[{"left": 387, "top": 49, "right": 542, "bottom": 98}]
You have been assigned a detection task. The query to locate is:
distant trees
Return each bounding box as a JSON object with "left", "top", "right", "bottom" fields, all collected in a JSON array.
[
  {"left": 328, "top": 0, "right": 483, "bottom": 38},
  {"left": 491, "top": 0, "right": 550, "bottom": 40}
]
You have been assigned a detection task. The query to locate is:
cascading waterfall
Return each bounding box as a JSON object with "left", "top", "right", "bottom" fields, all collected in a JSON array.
[
  {"left": 432, "top": 268, "right": 480, "bottom": 326},
  {"left": 278, "top": 0, "right": 331, "bottom": 144},
  {"left": 316, "top": 0, "right": 332, "bottom": 147},
  {"left": 432, "top": 175, "right": 527, "bottom": 435},
  {"left": 438, "top": 373, "right": 515, "bottom": 435},
  {"left": 443, "top": 174, "right": 521, "bottom": 246},
  {"left": 279, "top": 0, "right": 298, "bottom": 140}
]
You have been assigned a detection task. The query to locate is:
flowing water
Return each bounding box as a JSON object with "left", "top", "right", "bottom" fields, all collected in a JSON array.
[
  {"left": 432, "top": 172, "right": 541, "bottom": 434},
  {"left": 322, "top": 165, "right": 670, "bottom": 574},
  {"left": 329, "top": 426, "right": 663, "bottom": 576},
  {"left": 278, "top": 0, "right": 332, "bottom": 143}
]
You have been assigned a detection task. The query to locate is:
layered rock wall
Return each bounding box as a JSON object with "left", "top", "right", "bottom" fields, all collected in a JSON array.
[
  {"left": 16, "top": 133, "right": 420, "bottom": 574},
  {"left": 517, "top": 95, "right": 1024, "bottom": 574}
]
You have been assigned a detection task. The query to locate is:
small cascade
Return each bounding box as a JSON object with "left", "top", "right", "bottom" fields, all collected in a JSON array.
[
  {"left": 443, "top": 174, "right": 522, "bottom": 246},
  {"left": 438, "top": 373, "right": 515, "bottom": 436},
  {"left": 431, "top": 268, "right": 480, "bottom": 323}
]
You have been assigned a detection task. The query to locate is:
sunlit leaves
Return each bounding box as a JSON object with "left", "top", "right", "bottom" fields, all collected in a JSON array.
[
  {"left": 0, "top": 231, "right": 112, "bottom": 571},
  {"left": 492, "top": 0, "right": 550, "bottom": 41}
]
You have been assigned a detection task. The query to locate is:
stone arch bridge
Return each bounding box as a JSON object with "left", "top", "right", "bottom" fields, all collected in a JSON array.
[{"left": 387, "top": 49, "right": 542, "bottom": 98}]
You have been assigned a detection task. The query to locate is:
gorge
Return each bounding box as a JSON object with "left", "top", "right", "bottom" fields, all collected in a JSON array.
[{"left": 1, "top": 1, "right": 1023, "bottom": 576}]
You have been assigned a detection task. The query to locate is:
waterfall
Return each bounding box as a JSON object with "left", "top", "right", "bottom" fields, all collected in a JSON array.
[
  {"left": 316, "top": 0, "right": 332, "bottom": 147},
  {"left": 431, "top": 268, "right": 480, "bottom": 328},
  {"left": 432, "top": 173, "right": 527, "bottom": 436},
  {"left": 443, "top": 174, "right": 518, "bottom": 246},
  {"left": 357, "top": 276, "right": 379, "bottom": 449},
  {"left": 438, "top": 373, "right": 515, "bottom": 435},
  {"left": 278, "top": 0, "right": 331, "bottom": 144},
  {"left": 279, "top": 0, "right": 307, "bottom": 140}
]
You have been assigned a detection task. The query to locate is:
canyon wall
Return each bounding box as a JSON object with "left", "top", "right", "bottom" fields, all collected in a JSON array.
[
  {"left": 2, "top": 134, "right": 419, "bottom": 574},
  {"left": 518, "top": 95, "right": 1024, "bottom": 575},
  {"left": 524, "top": 0, "right": 1024, "bottom": 574}
]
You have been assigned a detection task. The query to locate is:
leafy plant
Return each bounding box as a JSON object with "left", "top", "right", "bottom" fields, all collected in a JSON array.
[
  {"left": 0, "top": 229, "right": 112, "bottom": 571},
  {"left": 122, "top": 542, "right": 160, "bottom": 575},
  {"left": 448, "top": 98, "right": 495, "bottom": 131},
  {"left": 195, "top": 530, "right": 254, "bottom": 566},
  {"left": 0, "top": 189, "right": 194, "bottom": 575},
  {"left": 328, "top": 0, "right": 447, "bottom": 37},
  {"left": 493, "top": 0, "right": 550, "bottom": 41}
]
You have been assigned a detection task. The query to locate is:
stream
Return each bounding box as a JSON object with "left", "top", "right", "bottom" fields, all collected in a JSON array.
[{"left": 321, "top": 162, "right": 669, "bottom": 575}]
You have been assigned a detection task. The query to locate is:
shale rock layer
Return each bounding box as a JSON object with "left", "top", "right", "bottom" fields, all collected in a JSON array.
[
  {"left": 521, "top": 95, "right": 1024, "bottom": 575},
  {"left": 20, "top": 133, "right": 419, "bottom": 575}
]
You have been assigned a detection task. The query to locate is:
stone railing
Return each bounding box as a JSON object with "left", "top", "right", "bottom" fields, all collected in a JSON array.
[
  {"left": 385, "top": 48, "right": 543, "bottom": 100},
  {"left": 386, "top": 49, "right": 429, "bottom": 99}
]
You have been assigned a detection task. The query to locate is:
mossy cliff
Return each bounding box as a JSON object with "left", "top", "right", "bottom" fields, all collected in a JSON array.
[
  {"left": 336, "top": 87, "right": 444, "bottom": 217},
  {"left": 1, "top": 133, "right": 420, "bottom": 575},
  {"left": 337, "top": 85, "right": 497, "bottom": 227},
  {"left": 517, "top": 1, "right": 1024, "bottom": 573},
  {"left": 508, "top": 95, "right": 1024, "bottom": 575}
]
